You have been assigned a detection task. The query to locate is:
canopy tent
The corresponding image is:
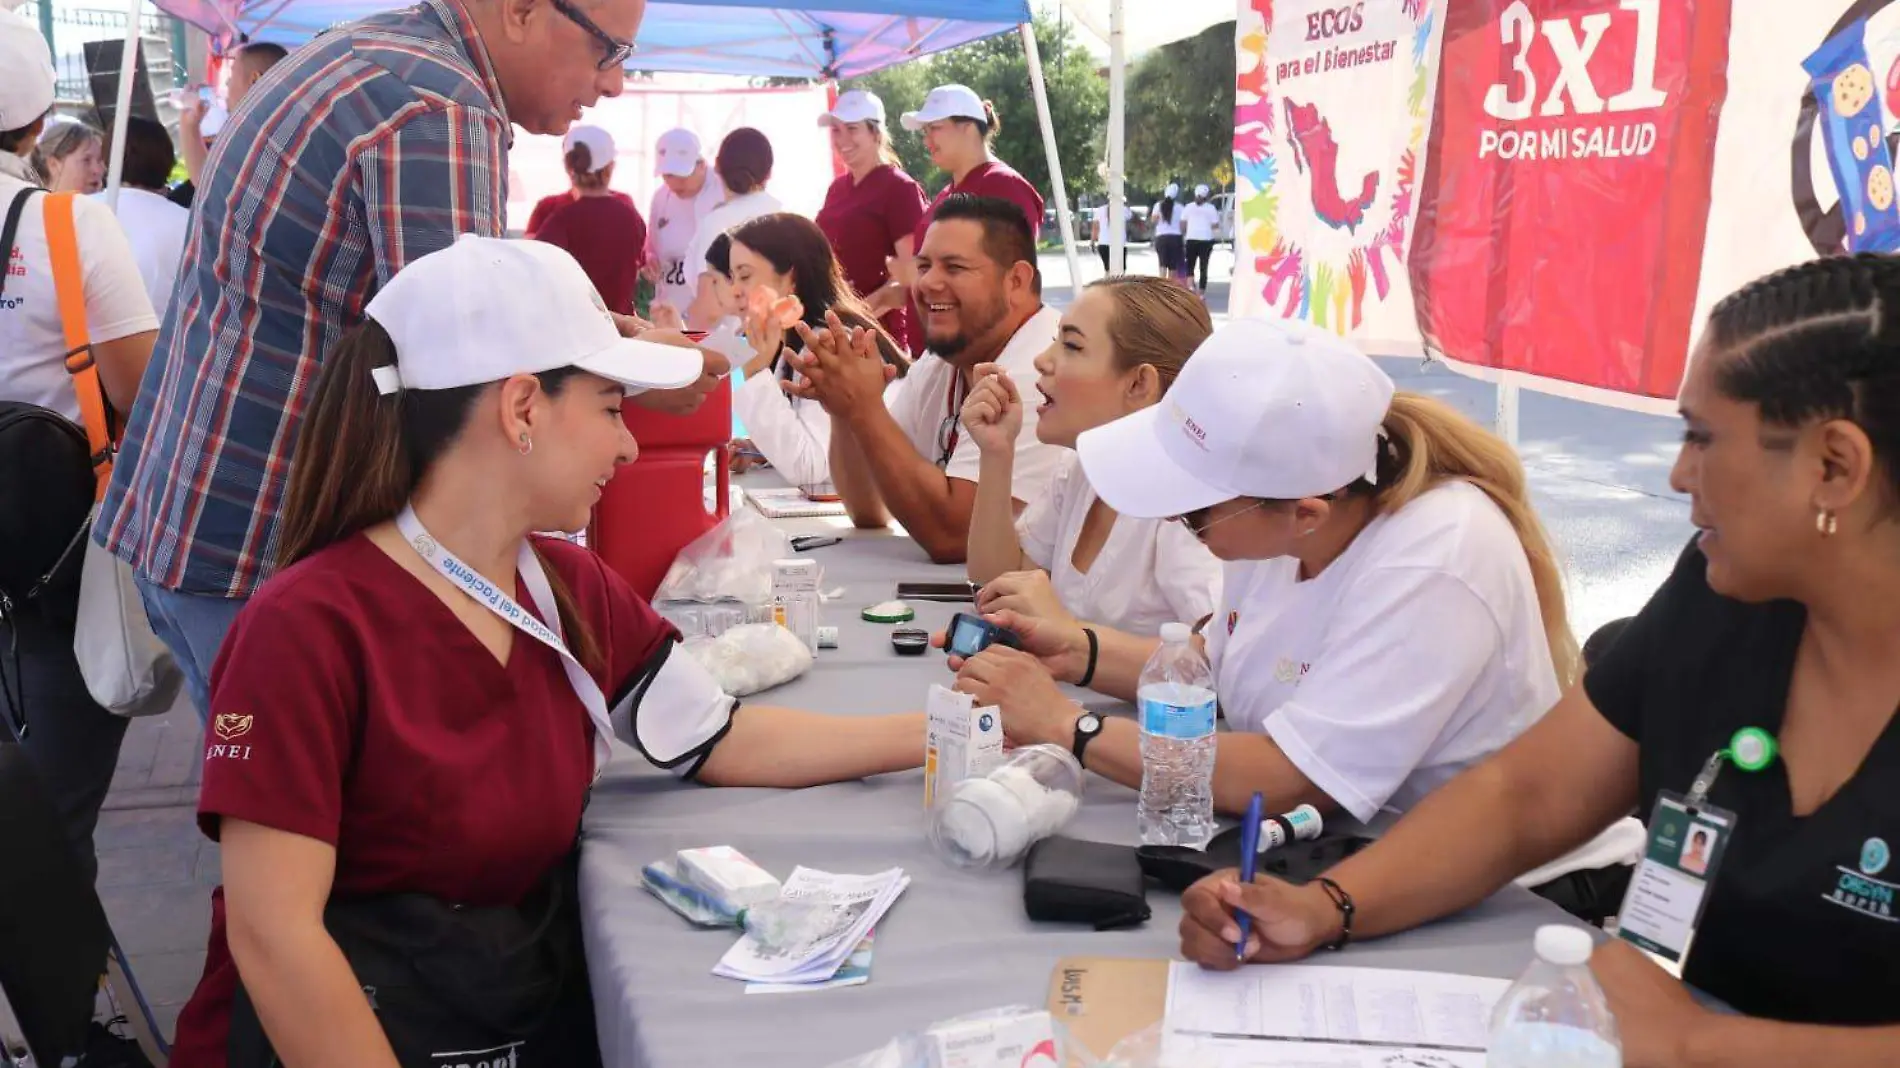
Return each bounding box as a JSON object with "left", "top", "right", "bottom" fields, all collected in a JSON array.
[{"left": 105, "top": 0, "right": 1090, "bottom": 286}]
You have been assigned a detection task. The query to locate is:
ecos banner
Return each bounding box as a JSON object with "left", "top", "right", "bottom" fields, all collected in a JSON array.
[
  {"left": 1230, "top": 0, "right": 1900, "bottom": 413},
  {"left": 1230, "top": 0, "right": 1445, "bottom": 356}
]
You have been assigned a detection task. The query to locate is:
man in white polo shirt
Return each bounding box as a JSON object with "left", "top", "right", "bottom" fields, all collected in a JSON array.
[
  {"left": 794, "top": 193, "right": 1063, "bottom": 563},
  {"left": 645, "top": 126, "right": 725, "bottom": 323}
]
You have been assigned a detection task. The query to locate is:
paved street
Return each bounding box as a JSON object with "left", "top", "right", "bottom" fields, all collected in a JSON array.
[{"left": 95, "top": 248, "right": 1689, "bottom": 1040}]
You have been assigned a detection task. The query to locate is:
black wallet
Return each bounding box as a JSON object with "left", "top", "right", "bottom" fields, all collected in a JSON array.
[
  {"left": 1136, "top": 825, "right": 1372, "bottom": 894},
  {"left": 1022, "top": 836, "right": 1151, "bottom": 930}
]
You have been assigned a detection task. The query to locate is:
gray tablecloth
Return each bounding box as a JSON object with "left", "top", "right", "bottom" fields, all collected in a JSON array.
[{"left": 578, "top": 514, "right": 1583, "bottom": 1068}]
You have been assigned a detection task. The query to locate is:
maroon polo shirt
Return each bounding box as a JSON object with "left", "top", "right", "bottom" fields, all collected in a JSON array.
[
  {"left": 167, "top": 536, "right": 675, "bottom": 1067},
  {"left": 818, "top": 164, "right": 928, "bottom": 353},
  {"left": 527, "top": 191, "right": 649, "bottom": 315},
  {"left": 914, "top": 160, "right": 1045, "bottom": 251}
]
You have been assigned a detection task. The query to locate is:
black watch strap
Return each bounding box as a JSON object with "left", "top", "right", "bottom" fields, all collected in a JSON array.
[{"left": 1071, "top": 713, "right": 1102, "bottom": 765}]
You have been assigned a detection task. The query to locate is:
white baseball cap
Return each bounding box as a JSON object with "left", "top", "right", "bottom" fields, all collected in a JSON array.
[
  {"left": 655, "top": 127, "right": 702, "bottom": 178},
  {"left": 1077, "top": 318, "right": 1396, "bottom": 517},
  {"left": 901, "top": 84, "right": 985, "bottom": 132},
  {"left": 562, "top": 124, "right": 616, "bottom": 172},
  {"left": 1194, "top": 183, "right": 1210, "bottom": 198},
  {"left": 0, "top": 8, "right": 55, "bottom": 132},
  {"left": 1165, "top": 182, "right": 1181, "bottom": 199},
  {"left": 820, "top": 89, "right": 886, "bottom": 127},
  {"left": 364, "top": 235, "right": 703, "bottom": 397}
]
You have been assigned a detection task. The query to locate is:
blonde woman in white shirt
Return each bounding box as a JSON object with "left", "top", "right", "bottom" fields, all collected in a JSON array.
[{"left": 962, "top": 277, "right": 1222, "bottom": 635}]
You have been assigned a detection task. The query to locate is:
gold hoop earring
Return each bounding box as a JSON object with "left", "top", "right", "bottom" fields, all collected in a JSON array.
[
  {"left": 1816, "top": 509, "right": 1838, "bottom": 537},
  {"left": 518, "top": 434, "right": 533, "bottom": 457}
]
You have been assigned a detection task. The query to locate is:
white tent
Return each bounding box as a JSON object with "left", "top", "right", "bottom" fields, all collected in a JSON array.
[{"left": 1059, "top": 0, "right": 1235, "bottom": 272}]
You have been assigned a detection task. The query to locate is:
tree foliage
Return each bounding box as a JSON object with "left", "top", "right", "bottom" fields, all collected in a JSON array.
[
  {"left": 844, "top": 14, "right": 1108, "bottom": 204},
  {"left": 1122, "top": 21, "right": 1237, "bottom": 192}
]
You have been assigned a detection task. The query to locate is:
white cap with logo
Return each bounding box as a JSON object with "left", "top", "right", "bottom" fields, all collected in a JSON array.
[
  {"left": 0, "top": 7, "right": 55, "bottom": 132},
  {"left": 1077, "top": 318, "right": 1396, "bottom": 517},
  {"left": 364, "top": 235, "right": 704, "bottom": 397},
  {"left": 820, "top": 89, "right": 886, "bottom": 127},
  {"left": 1195, "top": 183, "right": 1210, "bottom": 198},
  {"left": 654, "top": 127, "right": 702, "bottom": 178},
  {"left": 562, "top": 124, "right": 616, "bottom": 172},
  {"left": 900, "top": 84, "right": 985, "bottom": 132}
]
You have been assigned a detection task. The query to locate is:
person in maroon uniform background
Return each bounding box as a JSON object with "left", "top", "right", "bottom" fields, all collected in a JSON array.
[
  {"left": 815, "top": 90, "right": 928, "bottom": 354},
  {"left": 165, "top": 237, "right": 923, "bottom": 1067},
  {"left": 526, "top": 125, "right": 648, "bottom": 316},
  {"left": 900, "top": 83, "right": 1045, "bottom": 277}
]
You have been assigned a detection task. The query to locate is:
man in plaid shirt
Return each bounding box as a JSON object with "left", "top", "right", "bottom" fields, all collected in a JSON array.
[{"left": 97, "top": 0, "right": 719, "bottom": 719}]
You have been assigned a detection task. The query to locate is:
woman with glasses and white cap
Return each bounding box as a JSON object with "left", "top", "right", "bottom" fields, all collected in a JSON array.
[
  {"left": 901, "top": 84, "right": 1045, "bottom": 274},
  {"left": 644, "top": 126, "right": 725, "bottom": 326},
  {"left": 816, "top": 89, "right": 929, "bottom": 355},
  {"left": 525, "top": 124, "right": 648, "bottom": 316},
  {"left": 165, "top": 236, "right": 924, "bottom": 1067},
  {"left": 949, "top": 317, "right": 1579, "bottom": 828}
]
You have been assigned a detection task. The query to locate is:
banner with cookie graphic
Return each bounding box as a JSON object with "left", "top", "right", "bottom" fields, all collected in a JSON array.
[{"left": 1227, "top": 0, "right": 1900, "bottom": 414}]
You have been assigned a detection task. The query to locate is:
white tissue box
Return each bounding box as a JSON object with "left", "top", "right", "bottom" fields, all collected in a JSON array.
[
  {"left": 675, "top": 846, "right": 781, "bottom": 910},
  {"left": 924, "top": 1010, "right": 1057, "bottom": 1068},
  {"left": 925, "top": 685, "right": 1004, "bottom": 808}
]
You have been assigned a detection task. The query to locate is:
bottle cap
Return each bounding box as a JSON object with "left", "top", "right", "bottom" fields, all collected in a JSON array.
[
  {"left": 1533, "top": 924, "right": 1594, "bottom": 967},
  {"left": 1160, "top": 621, "right": 1191, "bottom": 644},
  {"left": 862, "top": 599, "right": 915, "bottom": 623}
]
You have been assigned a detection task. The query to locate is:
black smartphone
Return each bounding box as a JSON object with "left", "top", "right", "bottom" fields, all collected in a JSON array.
[
  {"left": 891, "top": 628, "right": 930, "bottom": 656},
  {"left": 896, "top": 581, "right": 978, "bottom": 603},
  {"left": 944, "top": 612, "right": 1021, "bottom": 658}
]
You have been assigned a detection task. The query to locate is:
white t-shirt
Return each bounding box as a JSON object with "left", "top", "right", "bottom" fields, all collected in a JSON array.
[
  {"left": 1204, "top": 481, "right": 1558, "bottom": 823},
  {"left": 681, "top": 189, "right": 782, "bottom": 296},
  {"left": 734, "top": 358, "right": 833, "bottom": 494},
  {"left": 886, "top": 304, "right": 1064, "bottom": 501},
  {"left": 97, "top": 187, "right": 189, "bottom": 319},
  {"left": 1180, "top": 201, "right": 1220, "bottom": 242},
  {"left": 0, "top": 165, "right": 158, "bottom": 421},
  {"left": 646, "top": 173, "right": 727, "bottom": 314},
  {"left": 1016, "top": 452, "right": 1221, "bottom": 635},
  {"left": 1150, "top": 202, "right": 1182, "bottom": 237}
]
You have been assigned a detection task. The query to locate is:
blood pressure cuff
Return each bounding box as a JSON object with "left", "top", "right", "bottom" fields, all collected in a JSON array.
[
  {"left": 1022, "top": 836, "right": 1151, "bottom": 931},
  {"left": 1137, "top": 827, "right": 1373, "bottom": 894},
  {"left": 609, "top": 640, "right": 737, "bottom": 779}
]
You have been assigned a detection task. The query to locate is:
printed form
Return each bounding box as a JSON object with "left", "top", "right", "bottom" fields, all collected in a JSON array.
[{"left": 1160, "top": 963, "right": 1509, "bottom": 1067}]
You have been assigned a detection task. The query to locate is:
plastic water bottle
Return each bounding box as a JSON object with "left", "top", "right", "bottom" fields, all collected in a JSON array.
[
  {"left": 1488, "top": 926, "right": 1622, "bottom": 1068},
  {"left": 1137, "top": 622, "right": 1218, "bottom": 847}
]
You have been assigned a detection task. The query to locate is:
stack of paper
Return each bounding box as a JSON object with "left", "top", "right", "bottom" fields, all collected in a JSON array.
[
  {"left": 714, "top": 867, "right": 909, "bottom": 987},
  {"left": 746, "top": 486, "right": 848, "bottom": 519}
]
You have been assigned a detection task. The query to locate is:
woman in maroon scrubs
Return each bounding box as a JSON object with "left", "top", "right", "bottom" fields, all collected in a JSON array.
[
  {"left": 900, "top": 83, "right": 1045, "bottom": 256},
  {"left": 165, "top": 237, "right": 923, "bottom": 1067},
  {"left": 815, "top": 90, "right": 928, "bottom": 354}
]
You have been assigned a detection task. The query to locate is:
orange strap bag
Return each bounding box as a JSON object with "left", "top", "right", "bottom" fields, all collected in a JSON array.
[{"left": 43, "top": 191, "right": 116, "bottom": 501}]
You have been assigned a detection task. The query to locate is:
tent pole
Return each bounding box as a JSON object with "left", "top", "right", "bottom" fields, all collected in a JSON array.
[
  {"left": 1107, "top": 0, "right": 1124, "bottom": 274},
  {"left": 1019, "top": 23, "right": 1083, "bottom": 299},
  {"left": 1496, "top": 372, "right": 1520, "bottom": 447},
  {"left": 104, "top": 0, "right": 143, "bottom": 212}
]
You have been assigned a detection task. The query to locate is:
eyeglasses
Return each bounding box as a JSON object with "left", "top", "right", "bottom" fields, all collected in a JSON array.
[
  {"left": 934, "top": 411, "right": 960, "bottom": 468},
  {"left": 1169, "top": 500, "right": 1265, "bottom": 537},
  {"left": 551, "top": 0, "right": 637, "bottom": 71}
]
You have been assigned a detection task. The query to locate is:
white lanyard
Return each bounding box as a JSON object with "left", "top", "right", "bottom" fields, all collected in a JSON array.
[{"left": 395, "top": 506, "right": 612, "bottom": 778}]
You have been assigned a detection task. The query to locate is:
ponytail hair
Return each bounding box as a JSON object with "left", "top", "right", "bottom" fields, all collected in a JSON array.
[
  {"left": 1365, "top": 393, "right": 1579, "bottom": 686},
  {"left": 565, "top": 144, "right": 610, "bottom": 191},
  {"left": 980, "top": 101, "right": 1001, "bottom": 141},
  {"left": 274, "top": 320, "right": 605, "bottom": 673}
]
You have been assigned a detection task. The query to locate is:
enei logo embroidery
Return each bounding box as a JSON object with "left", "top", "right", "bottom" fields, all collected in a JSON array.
[
  {"left": 1823, "top": 837, "right": 1898, "bottom": 922},
  {"left": 1272, "top": 657, "right": 1312, "bottom": 685},
  {"left": 207, "top": 713, "right": 255, "bottom": 762}
]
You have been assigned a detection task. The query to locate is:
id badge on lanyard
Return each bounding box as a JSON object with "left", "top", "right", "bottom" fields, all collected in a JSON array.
[
  {"left": 396, "top": 507, "right": 614, "bottom": 779},
  {"left": 1614, "top": 728, "right": 1776, "bottom": 975}
]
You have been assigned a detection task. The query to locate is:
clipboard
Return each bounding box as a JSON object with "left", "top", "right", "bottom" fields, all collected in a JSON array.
[{"left": 1045, "top": 957, "right": 1170, "bottom": 1064}]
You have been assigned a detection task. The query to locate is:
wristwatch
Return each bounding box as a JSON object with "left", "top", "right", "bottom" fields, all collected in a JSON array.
[{"left": 1071, "top": 712, "right": 1104, "bottom": 765}]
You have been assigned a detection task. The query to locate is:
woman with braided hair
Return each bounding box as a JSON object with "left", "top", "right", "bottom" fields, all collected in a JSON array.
[{"left": 1175, "top": 255, "right": 1900, "bottom": 1067}]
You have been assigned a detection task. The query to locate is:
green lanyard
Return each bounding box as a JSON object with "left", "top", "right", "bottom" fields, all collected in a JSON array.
[{"left": 1686, "top": 727, "right": 1778, "bottom": 808}]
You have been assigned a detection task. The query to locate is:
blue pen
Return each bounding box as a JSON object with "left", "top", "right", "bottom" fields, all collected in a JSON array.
[{"left": 1235, "top": 792, "right": 1264, "bottom": 961}]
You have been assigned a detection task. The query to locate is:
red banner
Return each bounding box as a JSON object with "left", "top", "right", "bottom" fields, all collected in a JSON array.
[{"left": 1409, "top": 0, "right": 1732, "bottom": 402}]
